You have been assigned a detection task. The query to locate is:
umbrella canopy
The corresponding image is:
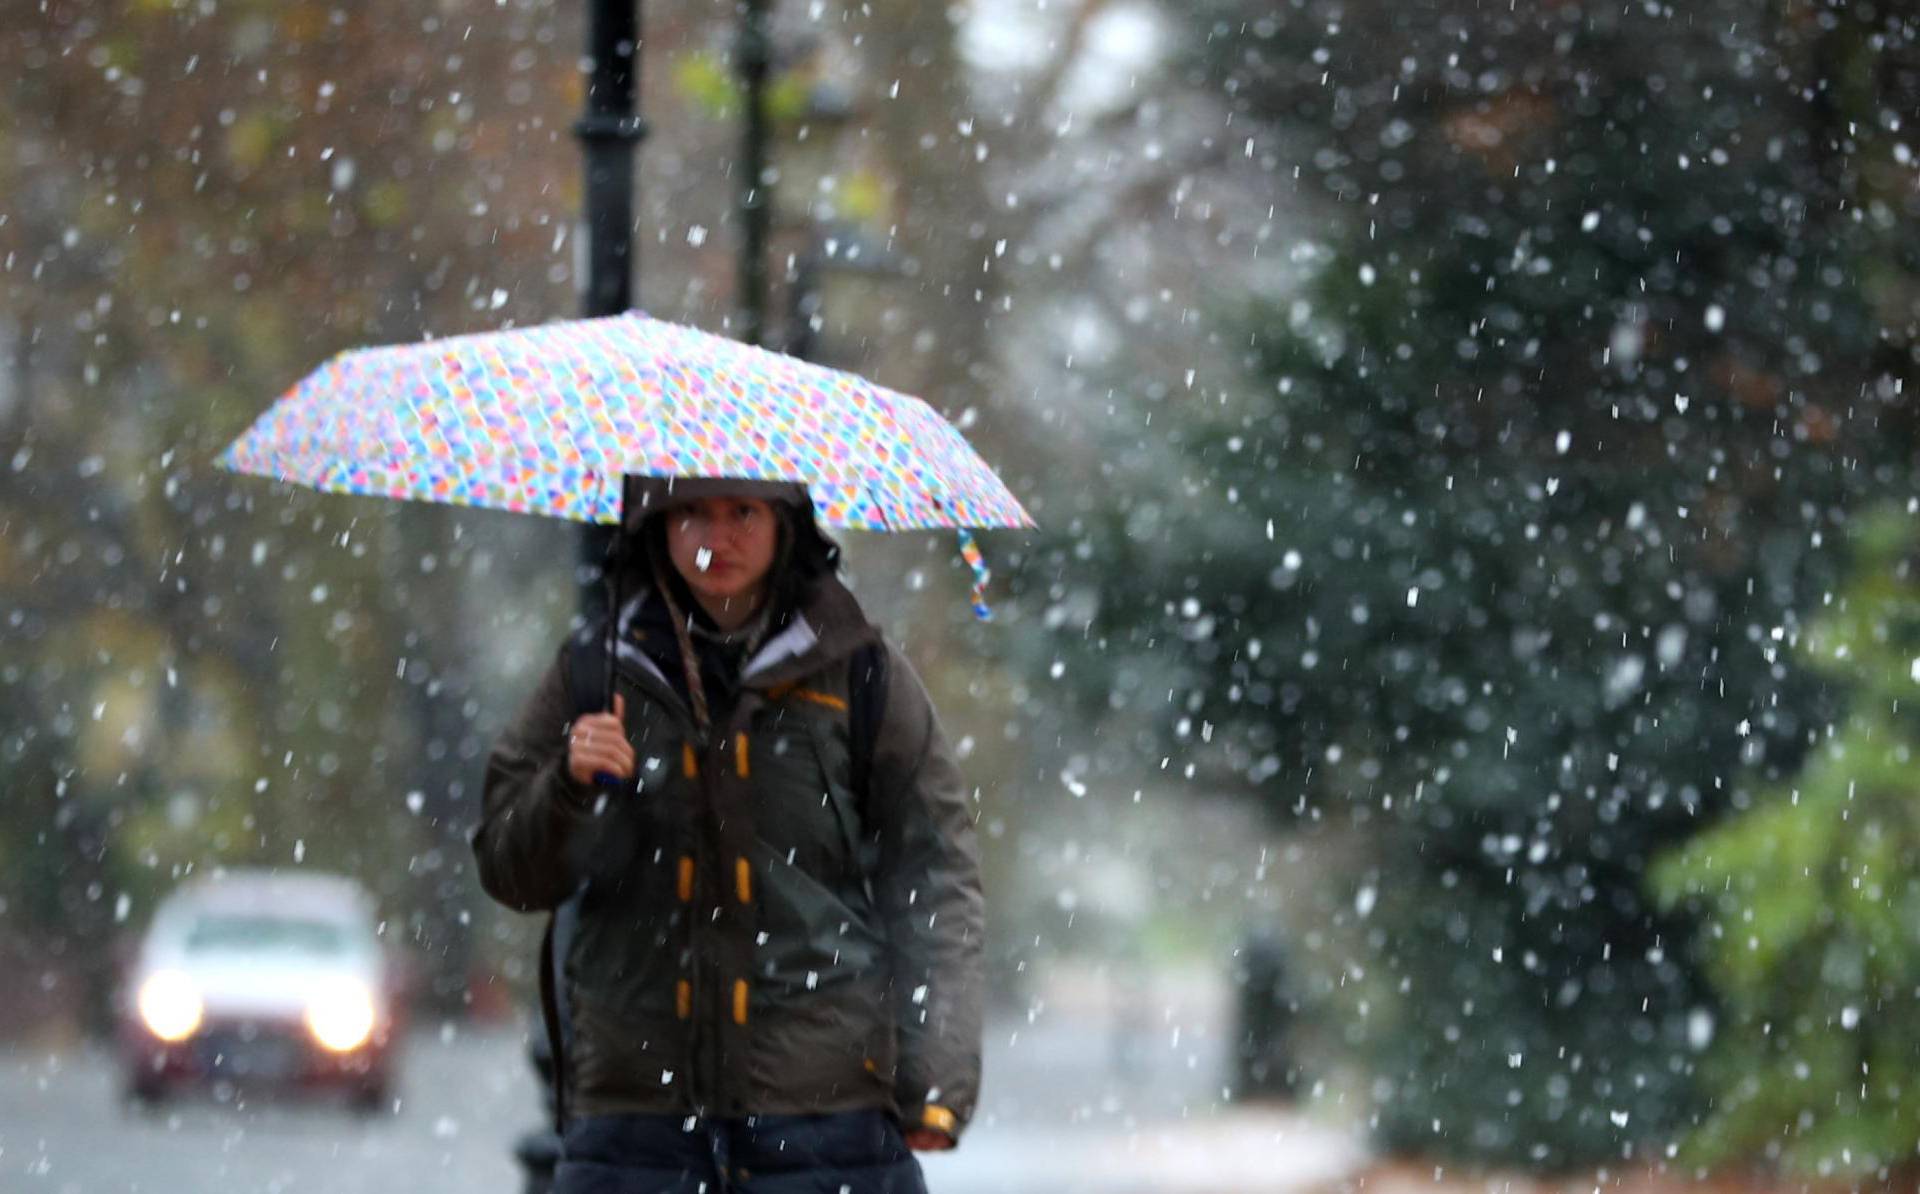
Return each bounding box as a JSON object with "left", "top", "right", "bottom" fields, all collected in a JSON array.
[{"left": 218, "top": 311, "right": 1031, "bottom": 534}]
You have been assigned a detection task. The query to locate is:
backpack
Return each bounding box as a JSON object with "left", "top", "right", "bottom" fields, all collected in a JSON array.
[{"left": 537, "top": 631, "right": 890, "bottom": 1135}]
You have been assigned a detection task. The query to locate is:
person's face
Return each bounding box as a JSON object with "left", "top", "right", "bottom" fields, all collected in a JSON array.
[{"left": 664, "top": 496, "right": 781, "bottom": 615}]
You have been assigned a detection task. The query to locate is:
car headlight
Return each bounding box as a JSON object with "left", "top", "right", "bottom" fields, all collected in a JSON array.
[
  {"left": 305, "top": 978, "right": 377, "bottom": 1053},
  {"left": 137, "top": 971, "right": 204, "bottom": 1042}
]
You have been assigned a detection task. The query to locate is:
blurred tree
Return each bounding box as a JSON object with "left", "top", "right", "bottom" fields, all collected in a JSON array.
[
  {"left": 0, "top": 0, "right": 593, "bottom": 1025},
  {"left": 1032, "top": 0, "right": 1920, "bottom": 1168},
  {"left": 1654, "top": 506, "right": 1920, "bottom": 1179}
]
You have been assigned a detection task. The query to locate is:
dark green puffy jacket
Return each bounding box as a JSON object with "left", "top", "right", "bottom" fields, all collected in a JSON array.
[{"left": 474, "top": 576, "right": 983, "bottom": 1141}]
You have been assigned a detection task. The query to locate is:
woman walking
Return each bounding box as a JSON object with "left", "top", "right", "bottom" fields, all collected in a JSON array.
[{"left": 475, "top": 477, "right": 983, "bottom": 1194}]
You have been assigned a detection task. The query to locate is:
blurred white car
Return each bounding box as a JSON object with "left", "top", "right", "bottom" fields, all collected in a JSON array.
[{"left": 119, "top": 869, "right": 401, "bottom": 1112}]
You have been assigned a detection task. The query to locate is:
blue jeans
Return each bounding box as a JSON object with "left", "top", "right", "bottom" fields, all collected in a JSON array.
[{"left": 553, "top": 1110, "right": 930, "bottom": 1194}]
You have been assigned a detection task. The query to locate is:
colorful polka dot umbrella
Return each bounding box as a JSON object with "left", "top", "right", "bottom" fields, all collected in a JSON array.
[{"left": 219, "top": 312, "right": 1032, "bottom": 617}]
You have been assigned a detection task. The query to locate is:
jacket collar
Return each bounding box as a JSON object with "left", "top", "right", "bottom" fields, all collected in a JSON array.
[
  {"left": 744, "top": 616, "right": 818, "bottom": 679},
  {"left": 745, "top": 573, "right": 878, "bottom": 689},
  {"left": 613, "top": 574, "right": 875, "bottom": 693}
]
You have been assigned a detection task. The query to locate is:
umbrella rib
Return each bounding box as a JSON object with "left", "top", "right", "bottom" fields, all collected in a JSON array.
[{"left": 866, "top": 482, "right": 894, "bottom": 532}]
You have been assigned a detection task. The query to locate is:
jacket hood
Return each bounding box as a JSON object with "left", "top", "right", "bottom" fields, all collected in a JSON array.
[{"left": 622, "top": 476, "right": 810, "bottom": 531}]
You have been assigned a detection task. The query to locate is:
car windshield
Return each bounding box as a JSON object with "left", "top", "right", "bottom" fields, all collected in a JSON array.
[{"left": 182, "top": 915, "right": 355, "bottom": 957}]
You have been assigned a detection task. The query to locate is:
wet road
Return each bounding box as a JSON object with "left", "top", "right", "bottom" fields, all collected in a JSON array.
[
  {"left": 0, "top": 1024, "right": 528, "bottom": 1193},
  {"left": 1, "top": 981, "right": 1361, "bottom": 1193}
]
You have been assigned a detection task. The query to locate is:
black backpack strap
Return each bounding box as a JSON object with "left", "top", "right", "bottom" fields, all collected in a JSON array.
[
  {"left": 846, "top": 641, "right": 889, "bottom": 901},
  {"left": 541, "top": 630, "right": 606, "bottom": 1139},
  {"left": 848, "top": 640, "right": 890, "bottom": 819},
  {"left": 537, "top": 915, "right": 568, "bottom": 1135}
]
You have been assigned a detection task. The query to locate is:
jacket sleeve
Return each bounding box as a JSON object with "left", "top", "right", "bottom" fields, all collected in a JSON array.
[
  {"left": 473, "top": 645, "right": 599, "bottom": 912},
  {"left": 869, "top": 644, "right": 985, "bottom": 1143}
]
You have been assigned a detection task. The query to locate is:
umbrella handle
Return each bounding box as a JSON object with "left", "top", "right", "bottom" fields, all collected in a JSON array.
[{"left": 596, "top": 485, "right": 629, "bottom": 795}]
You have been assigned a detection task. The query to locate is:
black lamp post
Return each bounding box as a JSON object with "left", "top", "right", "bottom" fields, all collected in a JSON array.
[
  {"left": 736, "top": 0, "right": 773, "bottom": 347},
  {"left": 574, "top": 0, "right": 647, "bottom": 626},
  {"left": 518, "top": 8, "right": 646, "bottom": 1191}
]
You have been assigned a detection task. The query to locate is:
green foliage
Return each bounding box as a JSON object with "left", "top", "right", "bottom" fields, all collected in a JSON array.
[
  {"left": 0, "top": 0, "right": 583, "bottom": 1024},
  {"left": 1031, "top": 0, "right": 1920, "bottom": 1169},
  {"left": 1653, "top": 509, "right": 1920, "bottom": 1175},
  {"left": 675, "top": 52, "right": 742, "bottom": 118},
  {"left": 672, "top": 51, "right": 813, "bottom": 124}
]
